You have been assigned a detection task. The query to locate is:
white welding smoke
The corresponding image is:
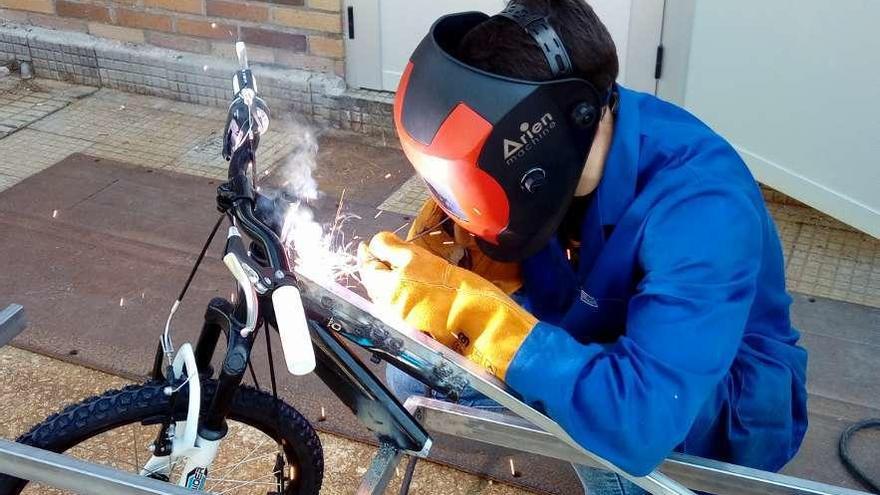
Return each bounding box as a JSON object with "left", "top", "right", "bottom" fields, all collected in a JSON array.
[{"left": 262, "top": 122, "right": 358, "bottom": 284}]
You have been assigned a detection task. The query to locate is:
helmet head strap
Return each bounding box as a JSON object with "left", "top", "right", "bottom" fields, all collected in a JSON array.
[{"left": 496, "top": 2, "right": 574, "bottom": 77}]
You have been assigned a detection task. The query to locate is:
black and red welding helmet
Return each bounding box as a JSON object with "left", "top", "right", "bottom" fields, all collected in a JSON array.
[{"left": 394, "top": 8, "right": 609, "bottom": 261}]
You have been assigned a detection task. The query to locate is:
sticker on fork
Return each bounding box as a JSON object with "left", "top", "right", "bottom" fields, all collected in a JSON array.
[{"left": 185, "top": 467, "right": 208, "bottom": 490}]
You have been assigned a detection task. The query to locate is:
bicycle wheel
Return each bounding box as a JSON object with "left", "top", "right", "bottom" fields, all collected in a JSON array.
[{"left": 0, "top": 380, "right": 323, "bottom": 495}]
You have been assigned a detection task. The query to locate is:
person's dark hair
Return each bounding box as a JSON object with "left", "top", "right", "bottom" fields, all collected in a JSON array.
[{"left": 458, "top": 0, "right": 618, "bottom": 91}]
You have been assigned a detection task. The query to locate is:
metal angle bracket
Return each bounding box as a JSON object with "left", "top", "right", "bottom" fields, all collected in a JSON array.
[
  {"left": 404, "top": 396, "right": 873, "bottom": 495},
  {"left": 355, "top": 442, "right": 405, "bottom": 495},
  {"left": 0, "top": 304, "right": 26, "bottom": 348}
]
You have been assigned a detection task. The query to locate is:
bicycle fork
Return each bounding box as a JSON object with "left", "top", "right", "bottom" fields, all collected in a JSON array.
[{"left": 144, "top": 297, "right": 257, "bottom": 489}]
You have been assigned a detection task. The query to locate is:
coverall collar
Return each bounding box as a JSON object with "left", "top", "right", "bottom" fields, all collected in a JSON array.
[{"left": 595, "top": 86, "right": 640, "bottom": 229}]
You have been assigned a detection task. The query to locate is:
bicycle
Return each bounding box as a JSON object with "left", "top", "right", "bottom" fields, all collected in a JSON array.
[{"left": 0, "top": 42, "right": 697, "bottom": 495}]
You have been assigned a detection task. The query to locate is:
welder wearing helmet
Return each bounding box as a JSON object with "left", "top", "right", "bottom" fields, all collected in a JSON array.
[{"left": 357, "top": 1, "right": 808, "bottom": 492}]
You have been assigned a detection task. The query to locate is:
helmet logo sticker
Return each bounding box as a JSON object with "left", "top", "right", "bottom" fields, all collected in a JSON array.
[{"left": 503, "top": 113, "right": 557, "bottom": 165}]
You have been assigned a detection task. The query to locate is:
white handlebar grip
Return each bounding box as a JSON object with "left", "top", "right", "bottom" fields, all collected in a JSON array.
[
  {"left": 235, "top": 41, "right": 249, "bottom": 70},
  {"left": 272, "top": 285, "right": 316, "bottom": 376}
]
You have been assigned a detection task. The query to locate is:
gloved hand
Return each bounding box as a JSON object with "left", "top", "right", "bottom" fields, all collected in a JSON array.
[
  {"left": 358, "top": 232, "right": 537, "bottom": 379},
  {"left": 406, "top": 199, "right": 522, "bottom": 295}
]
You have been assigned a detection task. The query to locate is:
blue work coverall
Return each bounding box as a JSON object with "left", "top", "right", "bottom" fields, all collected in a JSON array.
[{"left": 504, "top": 87, "right": 809, "bottom": 476}]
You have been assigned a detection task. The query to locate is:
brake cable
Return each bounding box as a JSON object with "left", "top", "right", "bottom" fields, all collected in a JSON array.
[
  {"left": 264, "top": 320, "right": 288, "bottom": 492},
  {"left": 161, "top": 214, "right": 226, "bottom": 363}
]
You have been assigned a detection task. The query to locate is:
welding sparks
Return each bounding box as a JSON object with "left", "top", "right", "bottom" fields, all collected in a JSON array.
[
  {"left": 374, "top": 210, "right": 383, "bottom": 219},
  {"left": 119, "top": 297, "right": 125, "bottom": 307},
  {"left": 210, "top": 22, "right": 217, "bottom": 28},
  {"left": 442, "top": 241, "right": 454, "bottom": 245},
  {"left": 429, "top": 230, "right": 442, "bottom": 236},
  {"left": 392, "top": 223, "right": 409, "bottom": 235},
  {"left": 566, "top": 248, "right": 572, "bottom": 261},
  {"left": 202, "top": 64, "right": 209, "bottom": 72},
  {"left": 318, "top": 406, "right": 327, "bottom": 422},
  {"left": 51, "top": 209, "right": 58, "bottom": 218},
  {"left": 258, "top": 122, "right": 364, "bottom": 284},
  {"left": 509, "top": 458, "right": 518, "bottom": 477},
  {"left": 384, "top": 173, "right": 392, "bottom": 179}
]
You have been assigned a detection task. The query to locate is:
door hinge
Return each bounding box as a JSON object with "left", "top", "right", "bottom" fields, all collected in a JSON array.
[
  {"left": 347, "top": 6, "right": 355, "bottom": 39},
  {"left": 654, "top": 44, "right": 664, "bottom": 80}
]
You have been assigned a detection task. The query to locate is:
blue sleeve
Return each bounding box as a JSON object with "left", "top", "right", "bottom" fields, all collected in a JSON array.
[{"left": 506, "top": 187, "right": 763, "bottom": 476}]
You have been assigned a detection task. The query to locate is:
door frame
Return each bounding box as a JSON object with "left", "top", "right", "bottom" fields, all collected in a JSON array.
[{"left": 655, "top": 0, "right": 696, "bottom": 105}]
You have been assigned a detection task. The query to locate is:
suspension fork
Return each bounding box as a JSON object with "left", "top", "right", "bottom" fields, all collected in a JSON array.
[
  {"left": 193, "top": 298, "right": 236, "bottom": 377},
  {"left": 199, "top": 309, "right": 257, "bottom": 441}
]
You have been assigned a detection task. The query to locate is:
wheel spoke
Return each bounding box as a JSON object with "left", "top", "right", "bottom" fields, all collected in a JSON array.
[{"left": 213, "top": 472, "right": 282, "bottom": 495}]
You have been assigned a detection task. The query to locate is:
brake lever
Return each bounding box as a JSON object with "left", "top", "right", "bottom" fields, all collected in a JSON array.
[{"left": 224, "top": 227, "right": 260, "bottom": 338}]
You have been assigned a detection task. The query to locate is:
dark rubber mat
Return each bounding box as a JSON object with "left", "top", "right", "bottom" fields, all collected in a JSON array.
[{"left": 1, "top": 152, "right": 878, "bottom": 493}]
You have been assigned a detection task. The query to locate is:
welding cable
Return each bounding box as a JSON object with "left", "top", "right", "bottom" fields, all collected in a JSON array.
[{"left": 838, "top": 418, "right": 880, "bottom": 494}]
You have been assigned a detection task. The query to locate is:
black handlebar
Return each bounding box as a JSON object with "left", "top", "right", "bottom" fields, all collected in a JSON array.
[
  {"left": 231, "top": 200, "right": 290, "bottom": 273},
  {"left": 217, "top": 48, "right": 290, "bottom": 277}
]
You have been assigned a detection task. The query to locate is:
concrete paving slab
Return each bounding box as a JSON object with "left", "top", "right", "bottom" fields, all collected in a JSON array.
[{"left": 0, "top": 78, "right": 96, "bottom": 138}]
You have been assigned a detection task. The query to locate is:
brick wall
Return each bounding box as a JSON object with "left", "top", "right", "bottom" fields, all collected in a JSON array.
[{"left": 0, "top": 0, "right": 344, "bottom": 75}]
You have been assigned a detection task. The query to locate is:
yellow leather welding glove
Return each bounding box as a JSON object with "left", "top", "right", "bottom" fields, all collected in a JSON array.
[
  {"left": 358, "top": 232, "right": 537, "bottom": 379},
  {"left": 406, "top": 198, "right": 522, "bottom": 296}
]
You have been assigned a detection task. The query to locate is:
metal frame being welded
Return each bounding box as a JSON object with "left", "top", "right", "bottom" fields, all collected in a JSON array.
[{"left": 294, "top": 273, "right": 872, "bottom": 495}]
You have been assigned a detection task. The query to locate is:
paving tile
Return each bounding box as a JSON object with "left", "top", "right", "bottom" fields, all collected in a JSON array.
[
  {"left": 378, "top": 173, "right": 428, "bottom": 216},
  {"left": 786, "top": 224, "right": 880, "bottom": 308},
  {"left": 0, "top": 129, "right": 92, "bottom": 192},
  {"left": 0, "top": 78, "right": 96, "bottom": 135},
  {"left": 27, "top": 88, "right": 302, "bottom": 180}
]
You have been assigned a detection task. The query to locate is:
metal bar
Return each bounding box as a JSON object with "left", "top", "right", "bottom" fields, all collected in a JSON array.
[
  {"left": 355, "top": 442, "right": 404, "bottom": 495},
  {"left": 405, "top": 397, "right": 871, "bottom": 495},
  {"left": 0, "top": 439, "right": 199, "bottom": 495},
  {"left": 296, "top": 270, "right": 694, "bottom": 495},
  {"left": 0, "top": 304, "right": 25, "bottom": 347}
]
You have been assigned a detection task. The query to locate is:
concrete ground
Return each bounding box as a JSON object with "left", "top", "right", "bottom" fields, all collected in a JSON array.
[{"left": 0, "top": 75, "right": 879, "bottom": 494}]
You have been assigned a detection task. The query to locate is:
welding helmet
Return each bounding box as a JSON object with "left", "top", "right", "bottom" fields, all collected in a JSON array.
[{"left": 394, "top": 5, "right": 610, "bottom": 261}]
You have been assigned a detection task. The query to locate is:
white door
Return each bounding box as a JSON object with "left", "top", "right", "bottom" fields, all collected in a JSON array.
[
  {"left": 659, "top": 0, "right": 880, "bottom": 237},
  {"left": 344, "top": 0, "right": 505, "bottom": 92},
  {"left": 344, "top": 0, "right": 666, "bottom": 94}
]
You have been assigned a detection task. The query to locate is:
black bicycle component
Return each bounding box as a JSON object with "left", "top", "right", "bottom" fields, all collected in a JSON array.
[
  {"left": 232, "top": 201, "right": 289, "bottom": 272},
  {"left": 194, "top": 297, "right": 235, "bottom": 376},
  {"left": 200, "top": 318, "right": 257, "bottom": 441},
  {"left": 264, "top": 321, "right": 288, "bottom": 494},
  {"left": 150, "top": 342, "right": 165, "bottom": 381},
  {"left": 309, "top": 321, "right": 430, "bottom": 453}
]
